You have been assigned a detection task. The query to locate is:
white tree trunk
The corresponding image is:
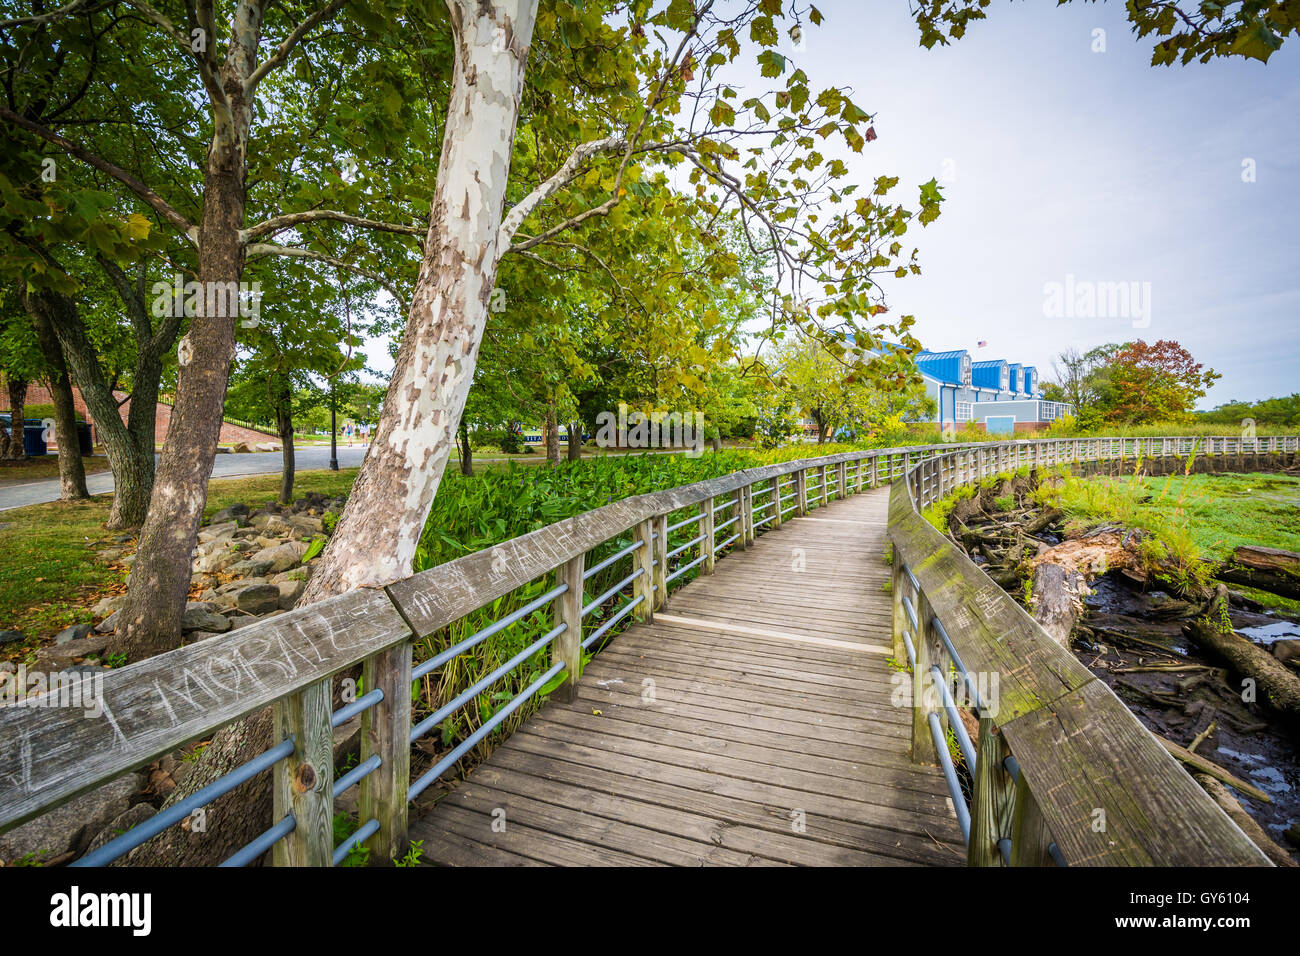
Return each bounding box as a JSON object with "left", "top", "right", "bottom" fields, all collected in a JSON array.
[{"left": 302, "top": 0, "right": 538, "bottom": 600}]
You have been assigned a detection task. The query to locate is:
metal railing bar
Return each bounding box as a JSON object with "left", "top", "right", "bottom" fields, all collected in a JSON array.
[
  {"left": 930, "top": 664, "right": 977, "bottom": 773},
  {"left": 583, "top": 567, "right": 645, "bottom": 617},
  {"left": 666, "top": 552, "right": 707, "bottom": 584},
  {"left": 333, "top": 818, "right": 380, "bottom": 865},
  {"left": 72, "top": 737, "right": 297, "bottom": 867},
  {"left": 219, "top": 814, "right": 296, "bottom": 868},
  {"left": 408, "top": 660, "right": 567, "bottom": 800},
  {"left": 714, "top": 532, "right": 740, "bottom": 554},
  {"left": 928, "top": 710, "right": 971, "bottom": 845},
  {"left": 666, "top": 534, "right": 706, "bottom": 561},
  {"left": 582, "top": 593, "right": 645, "bottom": 649},
  {"left": 333, "top": 754, "right": 382, "bottom": 799},
  {"left": 332, "top": 688, "right": 385, "bottom": 728},
  {"left": 715, "top": 514, "right": 739, "bottom": 532},
  {"left": 410, "top": 623, "right": 566, "bottom": 743},
  {"left": 412, "top": 582, "right": 568, "bottom": 681},
  {"left": 583, "top": 539, "right": 644, "bottom": 580},
  {"left": 667, "top": 512, "right": 704, "bottom": 533}
]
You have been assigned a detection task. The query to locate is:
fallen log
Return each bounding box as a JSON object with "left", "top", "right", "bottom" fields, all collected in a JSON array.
[
  {"left": 1216, "top": 545, "right": 1300, "bottom": 600},
  {"left": 1157, "top": 734, "right": 1271, "bottom": 804},
  {"left": 1183, "top": 618, "right": 1300, "bottom": 728},
  {"left": 1029, "top": 530, "right": 1140, "bottom": 648},
  {"left": 1192, "top": 773, "right": 1295, "bottom": 867}
]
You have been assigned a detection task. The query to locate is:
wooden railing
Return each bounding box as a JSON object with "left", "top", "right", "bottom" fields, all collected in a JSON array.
[
  {"left": 0, "top": 440, "right": 966, "bottom": 866},
  {"left": 889, "top": 434, "right": 1299, "bottom": 866},
  {"left": 2, "top": 434, "right": 1294, "bottom": 866}
]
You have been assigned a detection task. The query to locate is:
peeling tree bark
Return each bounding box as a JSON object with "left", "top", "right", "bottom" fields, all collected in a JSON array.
[
  {"left": 301, "top": 0, "right": 538, "bottom": 603},
  {"left": 128, "top": 0, "right": 541, "bottom": 865},
  {"left": 2, "top": 377, "right": 27, "bottom": 460}
]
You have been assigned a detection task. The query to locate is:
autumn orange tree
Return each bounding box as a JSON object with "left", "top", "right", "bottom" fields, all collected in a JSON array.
[{"left": 1104, "top": 339, "right": 1220, "bottom": 423}]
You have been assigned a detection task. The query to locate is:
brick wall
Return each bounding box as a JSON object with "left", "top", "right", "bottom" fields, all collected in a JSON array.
[{"left": 5, "top": 383, "right": 276, "bottom": 447}]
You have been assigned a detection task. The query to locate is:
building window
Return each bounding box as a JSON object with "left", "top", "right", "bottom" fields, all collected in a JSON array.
[{"left": 956, "top": 402, "right": 973, "bottom": 422}]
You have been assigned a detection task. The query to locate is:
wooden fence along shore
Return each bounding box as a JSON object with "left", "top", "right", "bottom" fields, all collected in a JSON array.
[{"left": 1, "top": 436, "right": 1296, "bottom": 866}]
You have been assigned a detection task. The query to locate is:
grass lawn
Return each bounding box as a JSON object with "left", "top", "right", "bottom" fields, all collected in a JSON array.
[
  {"left": 0, "top": 454, "right": 114, "bottom": 485},
  {"left": 0, "top": 468, "right": 360, "bottom": 653}
]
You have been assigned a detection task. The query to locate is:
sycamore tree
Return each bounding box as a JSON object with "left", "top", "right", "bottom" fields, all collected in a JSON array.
[{"left": 1, "top": 0, "right": 438, "bottom": 658}]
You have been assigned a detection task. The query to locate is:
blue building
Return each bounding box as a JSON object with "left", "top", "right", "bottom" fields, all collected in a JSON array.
[{"left": 911, "top": 349, "right": 1071, "bottom": 432}]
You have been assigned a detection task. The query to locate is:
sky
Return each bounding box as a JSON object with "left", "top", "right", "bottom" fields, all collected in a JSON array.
[
  {"left": 783, "top": 1, "right": 1299, "bottom": 406},
  {"left": 361, "top": 1, "right": 1298, "bottom": 408}
]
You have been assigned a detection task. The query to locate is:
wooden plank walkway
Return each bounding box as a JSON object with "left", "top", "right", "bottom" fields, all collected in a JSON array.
[{"left": 411, "top": 488, "right": 966, "bottom": 866}]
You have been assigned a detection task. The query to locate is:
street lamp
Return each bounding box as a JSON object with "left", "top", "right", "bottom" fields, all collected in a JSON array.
[{"left": 329, "top": 381, "right": 339, "bottom": 471}]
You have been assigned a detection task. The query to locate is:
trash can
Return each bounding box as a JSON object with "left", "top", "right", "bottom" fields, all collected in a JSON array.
[
  {"left": 23, "top": 421, "right": 47, "bottom": 456},
  {"left": 77, "top": 422, "right": 93, "bottom": 454}
]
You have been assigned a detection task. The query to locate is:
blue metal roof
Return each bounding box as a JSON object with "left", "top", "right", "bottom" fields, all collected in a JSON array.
[
  {"left": 1022, "top": 366, "right": 1038, "bottom": 396},
  {"left": 1007, "top": 363, "right": 1023, "bottom": 394},
  {"left": 916, "top": 350, "right": 970, "bottom": 385},
  {"left": 971, "top": 359, "right": 1008, "bottom": 391}
]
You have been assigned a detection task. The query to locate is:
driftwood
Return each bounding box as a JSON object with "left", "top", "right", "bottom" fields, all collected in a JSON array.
[
  {"left": 1157, "top": 734, "right": 1271, "bottom": 804},
  {"left": 1183, "top": 618, "right": 1300, "bottom": 728},
  {"left": 1029, "top": 531, "right": 1141, "bottom": 648},
  {"left": 1192, "top": 773, "right": 1296, "bottom": 867},
  {"left": 1216, "top": 545, "right": 1300, "bottom": 600}
]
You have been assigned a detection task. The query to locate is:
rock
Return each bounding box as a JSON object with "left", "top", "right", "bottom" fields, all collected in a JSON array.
[
  {"left": 254, "top": 441, "right": 281, "bottom": 452},
  {"left": 287, "top": 515, "right": 323, "bottom": 535},
  {"left": 194, "top": 548, "right": 242, "bottom": 574},
  {"left": 34, "top": 633, "right": 111, "bottom": 669},
  {"left": 229, "top": 557, "right": 274, "bottom": 578},
  {"left": 275, "top": 576, "right": 307, "bottom": 609},
  {"left": 96, "top": 548, "right": 124, "bottom": 563},
  {"left": 210, "top": 503, "right": 250, "bottom": 525},
  {"left": 82, "top": 802, "right": 157, "bottom": 858},
  {"left": 231, "top": 442, "right": 252, "bottom": 453},
  {"left": 253, "top": 541, "right": 307, "bottom": 574},
  {"left": 0, "top": 629, "right": 25, "bottom": 645},
  {"left": 94, "top": 611, "right": 119, "bottom": 634},
  {"left": 111, "top": 534, "right": 134, "bottom": 545},
  {"left": 0, "top": 773, "right": 141, "bottom": 864},
  {"left": 263, "top": 516, "right": 292, "bottom": 537},
  {"left": 198, "top": 521, "right": 239, "bottom": 543},
  {"left": 91, "top": 595, "right": 124, "bottom": 618},
  {"left": 229, "top": 583, "right": 281, "bottom": 615},
  {"left": 1274, "top": 640, "right": 1300, "bottom": 669},
  {"left": 181, "top": 607, "right": 232, "bottom": 634},
  {"left": 54, "top": 623, "right": 92, "bottom": 645}
]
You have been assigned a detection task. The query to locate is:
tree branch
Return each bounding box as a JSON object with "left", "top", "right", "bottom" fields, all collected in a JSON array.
[
  {"left": 243, "top": 0, "right": 347, "bottom": 95},
  {"left": 0, "top": 0, "right": 94, "bottom": 29},
  {"left": 497, "top": 135, "right": 626, "bottom": 254},
  {"left": 0, "top": 105, "right": 199, "bottom": 243},
  {"left": 240, "top": 209, "right": 426, "bottom": 244},
  {"left": 122, "top": 0, "right": 232, "bottom": 122},
  {"left": 245, "top": 242, "right": 411, "bottom": 314}
]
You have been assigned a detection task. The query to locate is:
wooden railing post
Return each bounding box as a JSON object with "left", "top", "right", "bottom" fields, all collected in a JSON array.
[
  {"left": 909, "top": 585, "right": 937, "bottom": 765},
  {"left": 837, "top": 460, "right": 847, "bottom": 498},
  {"left": 360, "top": 642, "right": 413, "bottom": 865},
  {"left": 633, "top": 517, "right": 656, "bottom": 618},
  {"left": 796, "top": 468, "right": 808, "bottom": 515},
  {"left": 700, "top": 498, "right": 716, "bottom": 573},
  {"left": 652, "top": 512, "right": 668, "bottom": 608},
  {"left": 1009, "top": 769, "right": 1057, "bottom": 866},
  {"left": 555, "top": 553, "right": 585, "bottom": 702},
  {"left": 819, "top": 465, "right": 829, "bottom": 506},
  {"left": 740, "top": 482, "right": 754, "bottom": 548},
  {"left": 769, "top": 476, "right": 783, "bottom": 529},
  {"left": 273, "top": 677, "right": 334, "bottom": 866},
  {"left": 968, "top": 716, "right": 1015, "bottom": 867}
]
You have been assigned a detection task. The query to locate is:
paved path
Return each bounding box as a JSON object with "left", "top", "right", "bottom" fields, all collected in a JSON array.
[
  {"left": 411, "top": 488, "right": 964, "bottom": 866},
  {"left": 0, "top": 446, "right": 372, "bottom": 511}
]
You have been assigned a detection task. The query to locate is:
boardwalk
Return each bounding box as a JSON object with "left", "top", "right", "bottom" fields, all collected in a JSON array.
[{"left": 410, "top": 488, "right": 966, "bottom": 866}]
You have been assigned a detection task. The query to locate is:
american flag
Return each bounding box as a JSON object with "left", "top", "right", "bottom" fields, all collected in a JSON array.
[{"left": 976, "top": 340, "right": 987, "bottom": 348}]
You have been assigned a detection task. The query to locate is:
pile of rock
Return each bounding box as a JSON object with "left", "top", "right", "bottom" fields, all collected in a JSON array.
[{"left": 88, "top": 492, "right": 344, "bottom": 642}]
